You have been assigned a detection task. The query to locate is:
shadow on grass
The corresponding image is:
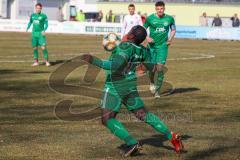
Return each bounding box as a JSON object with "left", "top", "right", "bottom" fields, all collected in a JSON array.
[
  {"left": 24, "top": 71, "right": 50, "bottom": 74},
  {"left": 118, "top": 134, "right": 191, "bottom": 154},
  {"left": 0, "top": 69, "right": 50, "bottom": 74},
  {"left": 0, "top": 69, "right": 19, "bottom": 74},
  {"left": 162, "top": 87, "right": 200, "bottom": 96},
  {"left": 50, "top": 60, "right": 71, "bottom": 66}
]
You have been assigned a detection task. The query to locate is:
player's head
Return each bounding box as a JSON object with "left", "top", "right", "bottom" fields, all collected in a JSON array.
[
  {"left": 128, "top": 4, "right": 135, "bottom": 15},
  {"left": 155, "top": 1, "right": 165, "bottom": 17},
  {"left": 127, "top": 25, "right": 147, "bottom": 45},
  {"left": 35, "top": 3, "right": 42, "bottom": 14},
  {"left": 202, "top": 12, "right": 207, "bottom": 17}
]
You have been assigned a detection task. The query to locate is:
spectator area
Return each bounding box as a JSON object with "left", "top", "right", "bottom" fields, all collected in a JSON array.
[{"left": 96, "top": 2, "right": 240, "bottom": 26}]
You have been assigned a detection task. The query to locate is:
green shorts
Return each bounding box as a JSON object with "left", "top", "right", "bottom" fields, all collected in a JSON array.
[
  {"left": 149, "top": 43, "right": 168, "bottom": 65},
  {"left": 100, "top": 81, "right": 144, "bottom": 112},
  {"left": 32, "top": 32, "right": 47, "bottom": 47}
]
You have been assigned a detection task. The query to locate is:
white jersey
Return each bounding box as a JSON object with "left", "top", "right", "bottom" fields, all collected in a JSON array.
[{"left": 121, "top": 14, "right": 143, "bottom": 38}]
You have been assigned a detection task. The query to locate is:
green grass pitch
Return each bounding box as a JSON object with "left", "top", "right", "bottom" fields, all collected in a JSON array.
[{"left": 0, "top": 32, "right": 239, "bottom": 160}]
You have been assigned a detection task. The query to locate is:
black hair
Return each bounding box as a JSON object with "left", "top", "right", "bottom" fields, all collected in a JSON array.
[
  {"left": 128, "top": 4, "right": 135, "bottom": 8},
  {"left": 128, "top": 25, "right": 147, "bottom": 45},
  {"left": 155, "top": 1, "right": 165, "bottom": 7},
  {"left": 35, "top": 3, "right": 42, "bottom": 8}
]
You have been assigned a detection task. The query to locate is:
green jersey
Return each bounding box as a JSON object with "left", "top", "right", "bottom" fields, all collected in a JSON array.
[
  {"left": 144, "top": 13, "right": 175, "bottom": 46},
  {"left": 27, "top": 13, "right": 48, "bottom": 36},
  {"left": 91, "top": 42, "right": 154, "bottom": 112},
  {"left": 106, "top": 42, "right": 148, "bottom": 83},
  {"left": 92, "top": 42, "right": 151, "bottom": 84}
]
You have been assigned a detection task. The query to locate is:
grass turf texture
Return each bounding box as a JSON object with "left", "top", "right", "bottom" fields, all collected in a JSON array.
[{"left": 0, "top": 32, "right": 239, "bottom": 160}]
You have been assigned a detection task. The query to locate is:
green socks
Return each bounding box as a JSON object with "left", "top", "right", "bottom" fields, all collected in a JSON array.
[
  {"left": 106, "top": 118, "right": 137, "bottom": 146},
  {"left": 105, "top": 113, "right": 172, "bottom": 146},
  {"left": 144, "top": 112, "right": 172, "bottom": 140},
  {"left": 42, "top": 48, "right": 49, "bottom": 61},
  {"left": 33, "top": 49, "right": 38, "bottom": 60}
]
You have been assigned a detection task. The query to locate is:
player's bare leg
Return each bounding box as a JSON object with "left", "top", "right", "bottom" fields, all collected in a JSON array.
[
  {"left": 149, "top": 64, "right": 164, "bottom": 98},
  {"left": 32, "top": 47, "right": 39, "bottom": 66},
  {"left": 149, "top": 65, "right": 156, "bottom": 94},
  {"left": 41, "top": 46, "right": 50, "bottom": 66}
]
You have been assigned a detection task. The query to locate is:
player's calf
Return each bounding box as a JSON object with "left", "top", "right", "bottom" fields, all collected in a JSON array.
[
  {"left": 156, "top": 63, "right": 164, "bottom": 72},
  {"left": 133, "top": 108, "right": 185, "bottom": 154}
]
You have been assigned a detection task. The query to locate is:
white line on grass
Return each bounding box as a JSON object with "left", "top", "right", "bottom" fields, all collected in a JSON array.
[
  {"left": 168, "top": 53, "right": 215, "bottom": 61},
  {"left": 0, "top": 53, "right": 215, "bottom": 63}
]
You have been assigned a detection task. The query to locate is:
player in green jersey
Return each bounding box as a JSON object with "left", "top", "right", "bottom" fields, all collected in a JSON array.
[
  {"left": 82, "top": 25, "right": 183, "bottom": 157},
  {"left": 144, "top": 1, "right": 176, "bottom": 98},
  {"left": 26, "top": 3, "right": 50, "bottom": 67}
]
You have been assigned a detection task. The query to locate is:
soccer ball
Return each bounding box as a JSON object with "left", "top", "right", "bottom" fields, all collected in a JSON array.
[{"left": 102, "top": 33, "right": 121, "bottom": 52}]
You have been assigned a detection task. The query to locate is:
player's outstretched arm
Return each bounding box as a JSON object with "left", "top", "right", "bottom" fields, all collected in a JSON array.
[
  {"left": 143, "top": 16, "right": 153, "bottom": 43},
  {"left": 42, "top": 15, "right": 48, "bottom": 36},
  {"left": 26, "top": 15, "right": 33, "bottom": 31},
  {"left": 167, "top": 18, "right": 177, "bottom": 45},
  {"left": 44, "top": 16, "right": 48, "bottom": 32},
  {"left": 121, "top": 17, "right": 127, "bottom": 39},
  {"left": 81, "top": 54, "right": 128, "bottom": 72},
  {"left": 167, "top": 29, "right": 176, "bottom": 45}
]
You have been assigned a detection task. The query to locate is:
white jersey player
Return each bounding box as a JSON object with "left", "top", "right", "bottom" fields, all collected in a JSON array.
[{"left": 121, "top": 4, "right": 143, "bottom": 40}]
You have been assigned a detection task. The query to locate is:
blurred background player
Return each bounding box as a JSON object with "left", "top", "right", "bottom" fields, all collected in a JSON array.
[
  {"left": 26, "top": 3, "right": 50, "bottom": 67},
  {"left": 121, "top": 4, "right": 144, "bottom": 75},
  {"left": 121, "top": 4, "right": 143, "bottom": 41},
  {"left": 144, "top": 1, "right": 176, "bottom": 98}
]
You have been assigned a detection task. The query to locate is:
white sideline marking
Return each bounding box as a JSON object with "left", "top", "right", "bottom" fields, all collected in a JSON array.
[
  {"left": 168, "top": 53, "right": 215, "bottom": 61},
  {"left": 0, "top": 53, "right": 215, "bottom": 63},
  {"left": 0, "top": 53, "right": 82, "bottom": 58}
]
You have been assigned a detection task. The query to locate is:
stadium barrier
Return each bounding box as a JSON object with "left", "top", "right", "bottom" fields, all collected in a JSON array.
[{"left": 0, "top": 19, "right": 239, "bottom": 40}]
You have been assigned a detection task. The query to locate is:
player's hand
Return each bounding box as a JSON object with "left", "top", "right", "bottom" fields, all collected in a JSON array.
[
  {"left": 42, "top": 32, "right": 46, "bottom": 36},
  {"left": 81, "top": 54, "right": 93, "bottom": 63},
  {"left": 167, "top": 39, "right": 172, "bottom": 46},
  {"left": 147, "top": 37, "right": 154, "bottom": 43}
]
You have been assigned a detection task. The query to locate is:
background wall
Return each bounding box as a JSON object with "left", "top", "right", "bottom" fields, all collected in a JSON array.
[{"left": 97, "top": 2, "right": 240, "bottom": 26}]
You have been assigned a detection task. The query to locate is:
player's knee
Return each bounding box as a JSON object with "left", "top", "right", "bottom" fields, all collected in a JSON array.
[
  {"left": 33, "top": 47, "right": 38, "bottom": 50},
  {"left": 156, "top": 64, "right": 164, "bottom": 71},
  {"left": 41, "top": 46, "right": 46, "bottom": 50},
  {"left": 133, "top": 108, "right": 147, "bottom": 121},
  {"left": 101, "top": 109, "right": 117, "bottom": 126}
]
